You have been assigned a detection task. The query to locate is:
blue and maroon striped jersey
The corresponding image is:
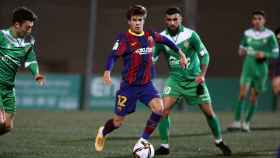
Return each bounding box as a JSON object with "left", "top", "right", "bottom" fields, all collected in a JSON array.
[{"left": 105, "top": 29, "right": 180, "bottom": 85}]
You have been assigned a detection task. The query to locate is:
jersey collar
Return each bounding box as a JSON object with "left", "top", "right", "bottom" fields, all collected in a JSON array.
[{"left": 128, "top": 29, "right": 144, "bottom": 36}]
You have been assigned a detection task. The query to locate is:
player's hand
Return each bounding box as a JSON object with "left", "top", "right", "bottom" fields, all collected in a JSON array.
[
  {"left": 256, "top": 51, "right": 265, "bottom": 59},
  {"left": 195, "top": 75, "right": 205, "bottom": 84},
  {"left": 238, "top": 48, "right": 246, "bottom": 56},
  {"left": 179, "top": 50, "right": 188, "bottom": 69},
  {"left": 35, "top": 74, "right": 45, "bottom": 87},
  {"left": 103, "top": 70, "right": 112, "bottom": 85}
]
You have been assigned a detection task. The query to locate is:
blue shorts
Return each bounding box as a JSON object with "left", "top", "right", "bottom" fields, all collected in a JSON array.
[{"left": 114, "top": 81, "right": 160, "bottom": 116}]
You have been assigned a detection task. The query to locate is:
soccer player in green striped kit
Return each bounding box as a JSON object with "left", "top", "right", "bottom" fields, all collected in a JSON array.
[
  {"left": 228, "top": 10, "right": 279, "bottom": 132},
  {"left": 153, "top": 7, "right": 231, "bottom": 156},
  {"left": 0, "top": 7, "right": 45, "bottom": 135}
]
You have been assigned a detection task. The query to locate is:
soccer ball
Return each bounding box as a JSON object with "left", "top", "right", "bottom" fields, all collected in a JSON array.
[{"left": 133, "top": 141, "right": 155, "bottom": 158}]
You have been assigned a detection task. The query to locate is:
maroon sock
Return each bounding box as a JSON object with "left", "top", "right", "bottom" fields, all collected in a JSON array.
[
  {"left": 102, "top": 119, "right": 119, "bottom": 136},
  {"left": 142, "top": 112, "right": 162, "bottom": 139}
]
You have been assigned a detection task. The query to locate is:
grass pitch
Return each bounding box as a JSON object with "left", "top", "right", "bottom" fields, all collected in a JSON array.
[{"left": 0, "top": 110, "right": 279, "bottom": 158}]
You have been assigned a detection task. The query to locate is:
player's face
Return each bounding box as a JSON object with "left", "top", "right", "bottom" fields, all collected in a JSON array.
[
  {"left": 128, "top": 15, "right": 145, "bottom": 34},
  {"left": 251, "top": 15, "right": 265, "bottom": 30},
  {"left": 165, "top": 14, "right": 182, "bottom": 31},
  {"left": 14, "top": 20, "right": 34, "bottom": 38}
]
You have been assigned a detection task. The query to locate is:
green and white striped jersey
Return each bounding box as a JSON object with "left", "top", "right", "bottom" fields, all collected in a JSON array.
[
  {"left": 0, "top": 28, "right": 39, "bottom": 87},
  {"left": 153, "top": 26, "right": 209, "bottom": 81},
  {"left": 240, "top": 27, "right": 279, "bottom": 59}
]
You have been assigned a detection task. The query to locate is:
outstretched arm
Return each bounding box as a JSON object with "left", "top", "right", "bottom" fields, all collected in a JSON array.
[
  {"left": 103, "top": 34, "right": 127, "bottom": 85},
  {"left": 25, "top": 47, "right": 45, "bottom": 86},
  {"left": 153, "top": 32, "right": 187, "bottom": 68}
]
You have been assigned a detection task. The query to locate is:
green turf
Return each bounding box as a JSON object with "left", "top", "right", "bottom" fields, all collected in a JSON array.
[{"left": 0, "top": 110, "right": 279, "bottom": 158}]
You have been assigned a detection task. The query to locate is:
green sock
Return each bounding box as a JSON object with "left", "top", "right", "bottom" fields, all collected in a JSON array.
[
  {"left": 206, "top": 116, "right": 222, "bottom": 140},
  {"left": 245, "top": 102, "right": 257, "bottom": 122},
  {"left": 158, "top": 116, "right": 170, "bottom": 144},
  {"left": 234, "top": 99, "right": 245, "bottom": 121}
]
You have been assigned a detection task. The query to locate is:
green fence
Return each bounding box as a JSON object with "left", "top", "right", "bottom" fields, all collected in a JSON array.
[{"left": 15, "top": 74, "right": 274, "bottom": 112}]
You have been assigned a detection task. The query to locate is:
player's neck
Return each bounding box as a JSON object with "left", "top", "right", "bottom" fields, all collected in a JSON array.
[
  {"left": 253, "top": 26, "right": 265, "bottom": 32},
  {"left": 128, "top": 29, "right": 144, "bottom": 36},
  {"left": 167, "top": 25, "right": 182, "bottom": 36}
]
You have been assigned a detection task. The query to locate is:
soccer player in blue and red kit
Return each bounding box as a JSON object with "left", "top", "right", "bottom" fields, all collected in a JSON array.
[{"left": 95, "top": 4, "right": 187, "bottom": 152}]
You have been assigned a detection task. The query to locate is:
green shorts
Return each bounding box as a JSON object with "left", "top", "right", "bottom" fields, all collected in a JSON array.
[
  {"left": 0, "top": 85, "right": 16, "bottom": 114},
  {"left": 162, "top": 77, "right": 211, "bottom": 106},
  {"left": 240, "top": 61, "right": 268, "bottom": 93}
]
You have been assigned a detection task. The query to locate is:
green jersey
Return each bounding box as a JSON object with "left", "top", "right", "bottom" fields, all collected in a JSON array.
[
  {"left": 0, "top": 28, "right": 39, "bottom": 87},
  {"left": 240, "top": 27, "right": 279, "bottom": 62},
  {"left": 153, "top": 26, "right": 209, "bottom": 81}
]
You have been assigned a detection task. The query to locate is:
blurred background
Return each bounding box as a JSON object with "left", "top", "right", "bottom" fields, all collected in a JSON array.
[{"left": 0, "top": 0, "right": 280, "bottom": 111}]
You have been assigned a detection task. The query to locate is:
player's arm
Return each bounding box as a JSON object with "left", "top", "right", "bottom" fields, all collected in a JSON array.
[
  {"left": 25, "top": 43, "right": 45, "bottom": 86},
  {"left": 238, "top": 33, "right": 247, "bottom": 56},
  {"left": 190, "top": 31, "right": 209, "bottom": 83},
  {"left": 261, "top": 35, "right": 279, "bottom": 58},
  {"left": 152, "top": 43, "right": 163, "bottom": 64},
  {"left": 152, "top": 32, "right": 187, "bottom": 68},
  {"left": 104, "top": 33, "right": 127, "bottom": 85}
]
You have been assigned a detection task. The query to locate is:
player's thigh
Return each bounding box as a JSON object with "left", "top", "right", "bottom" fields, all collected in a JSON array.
[
  {"left": 183, "top": 82, "right": 211, "bottom": 106},
  {"left": 114, "top": 83, "right": 137, "bottom": 117},
  {"left": 253, "top": 74, "right": 268, "bottom": 93},
  {"left": 162, "top": 96, "right": 177, "bottom": 111},
  {"left": 138, "top": 82, "right": 162, "bottom": 112},
  {"left": 2, "top": 88, "right": 16, "bottom": 114}
]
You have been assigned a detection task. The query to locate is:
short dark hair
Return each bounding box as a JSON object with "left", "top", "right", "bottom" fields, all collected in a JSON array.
[
  {"left": 252, "top": 10, "right": 265, "bottom": 18},
  {"left": 165, "top": 7, "right": 182, "bottom": 16},
  {"left": 12, "top": 6, "right": 37, "bottom": 24},
  {"left": 126, "top": 4, "right": 147, "bottom": 20}
]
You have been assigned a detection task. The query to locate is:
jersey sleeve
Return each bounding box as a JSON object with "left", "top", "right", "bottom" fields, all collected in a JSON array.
[
  {"left": 25, "top": 40, "right": 40, "bottom": 77},
  {"left": 189, "top": 31, "right": 210, "bottom": 66},
  {"left": 105, "top": 33, "right": 127, "bottom": 71},
  {"left": 239, "top": 32, "right": 247, "bottom": 49},
  {"left": 152, "top": 32, "right": 179, "bottom": 53},
  {"left": 265, "top": 34, "right": 279, "bottom": 58},
  {"left": 152, "top": 43, "right": 164, "bottom": 63}
]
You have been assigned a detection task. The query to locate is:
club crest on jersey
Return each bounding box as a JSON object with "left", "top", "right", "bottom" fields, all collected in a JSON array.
[
  {"left": 112, "top": 40, "right": 119, "bottom": 50},
  {"left": 134, "top": 47, "right": 153, "bottom": 55}
]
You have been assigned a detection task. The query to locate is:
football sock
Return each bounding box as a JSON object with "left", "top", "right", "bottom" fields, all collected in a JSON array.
[
  {"left": 158, "top": 116, "right": 170, "bottom": 145},
  {"left": 142, "top": 112, "right": 162, "bottom": 140},
  {"left": 245, "top": 102, "right": 257, "bottom": 123},
  {"left": 234, "top": 99, "right": 245, "bottom": 122},
  {"left": 102, "top": 119, "right": 119, "bottom": 136},
  {"left": 206, "top": 116, "right": 222, "bottom": 140}
]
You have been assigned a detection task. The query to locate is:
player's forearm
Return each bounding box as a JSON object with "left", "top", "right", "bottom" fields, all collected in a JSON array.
[
  {"left": 264, "top": 48, "right": 279, "bottom": 59},
  {"left": 200, "top": 64, "right": 208, "bottom": 77},
  {"left": 26, "top": 62, "right": 39, "bottom": 77},
  {"left": 105, "top": 55, "right": 117, "bottom": 71}
]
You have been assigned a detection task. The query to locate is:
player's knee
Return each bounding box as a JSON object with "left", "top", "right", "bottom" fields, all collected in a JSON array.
[{"left": 150, "top": 99, "right": 163, "bottom": 114}]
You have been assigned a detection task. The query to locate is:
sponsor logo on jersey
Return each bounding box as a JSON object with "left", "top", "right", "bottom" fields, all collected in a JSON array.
[
  {"left": 134, "top": 47, "right": 153, "bottom": 55},
  {"left": 169, "top": 56, "right": 180, "bottom": 65}
]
